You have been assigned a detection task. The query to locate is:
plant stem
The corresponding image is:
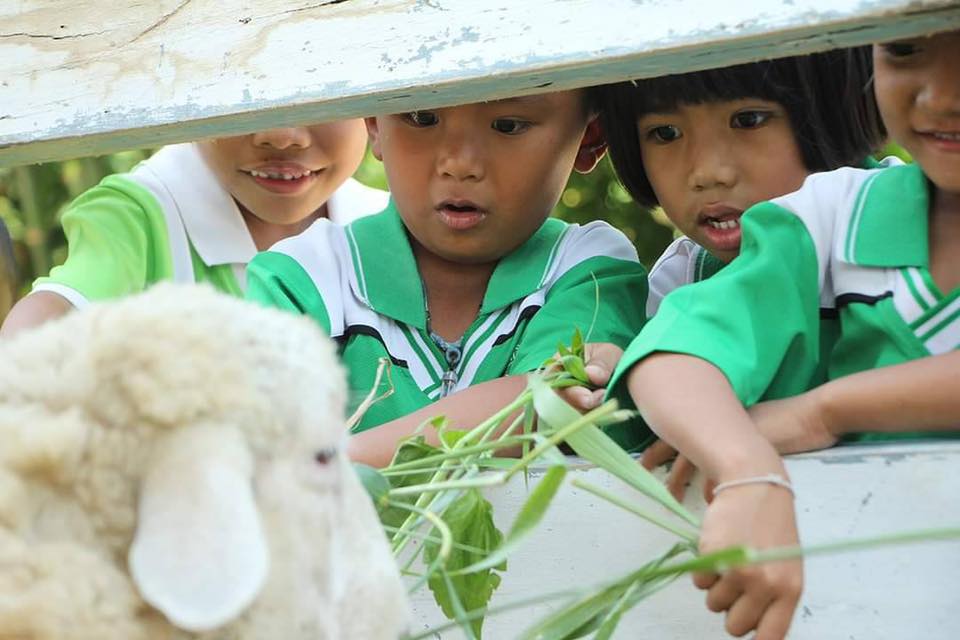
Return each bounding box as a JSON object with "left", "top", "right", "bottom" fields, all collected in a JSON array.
[{"left": 571, "top": 478, "right": 699, "bottom": 543}]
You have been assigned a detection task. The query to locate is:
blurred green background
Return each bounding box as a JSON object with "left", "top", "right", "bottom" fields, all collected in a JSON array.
[{"left": 0, "top": 148, "right": 674, "bottom": 322}]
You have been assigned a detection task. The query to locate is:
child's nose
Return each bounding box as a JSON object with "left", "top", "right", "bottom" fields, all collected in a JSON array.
[
  {"left": 917, "top": 57, "right": 960, "bottom": 116},
  {"left": 687, "top": 137, "right": 738, "bottom": 191},
  {"left": 436, "top": 133, "right": 484, "bottom": 181},
  {"left": 252, "top": 127, "right": 312, "bottom": 151}
]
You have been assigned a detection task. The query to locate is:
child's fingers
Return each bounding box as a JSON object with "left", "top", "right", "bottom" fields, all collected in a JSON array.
[
  {"left": 692, "top": 570, "right": 720, "bottom": 590},
  {"left": 702, "top": 477, "right": 718, "bottom": 503},
  {"left": 705, "top": 573, "right": 743, "bottom": 613},
  {"left": 666, "top": 454, "right": 695, "bottom": 500},
  {"left": 724, "top": 587, "right": 776, "bottom": 638},
  {"left": 753, "top": 589, "right": 801, "bottom": 640},
  {"left": 640, "top": 439, "right": 676, "bottom": 470},
  {"left": 558, "top": 385, "right": 599, "bottom": 412},
  {"left": 582, "top": 342, "right": 623, "bottom": 386}
]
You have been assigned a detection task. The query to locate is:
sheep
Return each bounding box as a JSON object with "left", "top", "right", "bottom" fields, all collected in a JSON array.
[{"left": 0, "top": 283, "right": 410, "bottom": 639}]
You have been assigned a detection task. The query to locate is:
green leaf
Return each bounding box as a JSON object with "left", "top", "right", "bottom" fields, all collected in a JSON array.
[
  {"left": 353, "top": 463, "right": 391, "bottom": 508},
  {"left": 570, "top": 327, "right": 584, "bottom": 357},
  {"left": 378, "top": 437, "right": 442, "bottom": 530},
  {"left": 424, "top": 489, "right": 505, "bottom": 637},
  {"left": 452, "top": 465, "right": 567, "bottom": 575},
  {"left": 529, "top": 374, "right": 699, "bottom": 528},
  {"left": 559, "top": 354, "right": 590, "bottom": 385}
]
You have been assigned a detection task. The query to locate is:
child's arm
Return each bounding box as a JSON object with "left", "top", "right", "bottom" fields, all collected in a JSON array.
[
  {"left": 1, "top": 291, "right": 75, "bottom": 338},
  {"left": 628, "top": 352, "right": 801, "bottom": 640},
  {"left": 750, "top": 350, "right": 960, "bottom": 453},
  {"left": 347, "top": 375, "right": 529, "bottom": 467}
]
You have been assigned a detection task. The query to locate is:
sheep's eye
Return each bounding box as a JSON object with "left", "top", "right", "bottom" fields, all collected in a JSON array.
[{"left": 314, "top": 447, "right": 338, "bottom": 465}]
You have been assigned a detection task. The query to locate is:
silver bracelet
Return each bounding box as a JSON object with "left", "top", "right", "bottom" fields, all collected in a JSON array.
[{"left": 712, "top": 473, "right": 795, "bottom": 498}]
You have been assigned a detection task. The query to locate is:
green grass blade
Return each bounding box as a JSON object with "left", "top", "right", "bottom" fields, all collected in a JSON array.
[
  {"left": 516, "top": 543, "right": 689, "bottom": 640},
  {"left": 571, "top": 478, "right": 698, "bottom": 543},
  {"left": 529, "top": 374, "right": 699, "bottom": 527}
]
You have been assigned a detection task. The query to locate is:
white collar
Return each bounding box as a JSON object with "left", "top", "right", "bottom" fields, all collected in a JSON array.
[
  {"left": 135, "top": 143, "right": 256, "bottom": 266},
  {"left": 134, "top": 144, "right": 389, "bottom": 265}
]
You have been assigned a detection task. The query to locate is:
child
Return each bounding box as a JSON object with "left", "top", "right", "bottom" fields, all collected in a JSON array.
[
  {"left": 595, "top": 47, "right": 884, "bottom": 317},
  {"left": 246, "top": 91, "right": 648, "bottom": 467},
  {"left": 611, "top": 31, "right": 960, "bottom": 640},
  {"left": 0, "top": 123, "right": 387, "bottom": 337},
  {"left": 585, "top": 48, "right": 885, "bottom": 457}
]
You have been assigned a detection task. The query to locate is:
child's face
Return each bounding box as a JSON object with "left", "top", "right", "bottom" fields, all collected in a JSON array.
[
  {"left": 637, "top": 99, "right": 809, "bottom": 263},
  {"left": 366, "top": 92, "right": 600, "bottom": 266},
  {"left": 874, "top": 32, "right": 960, "bottom": 197},
  {"left": 198, "top": 121, "right": 368, "bottom": 226}
]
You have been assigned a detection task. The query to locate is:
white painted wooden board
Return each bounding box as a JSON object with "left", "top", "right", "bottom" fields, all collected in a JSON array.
[
  {"left": 3, "top": 0, "right": 960, "bottom": 167},
  {"left": 410, "top": 441, "right": 960, "bottom": 639}
]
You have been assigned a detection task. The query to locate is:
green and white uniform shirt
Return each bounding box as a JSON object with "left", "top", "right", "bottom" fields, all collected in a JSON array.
[
  {"left": 646, "top": 237, "right": 725, "bottom": 316},
  {"left": 646, "top": 158, "right": 894, "bottom": 317},
  {"left": 32, "top": 143, "right": 388, "bottom": 307},
  {"left": 609, "top": 161, "right": 960, "bottom": 446},
  {"left": 247, "top": 203, "right": 648, "bottom": 432}
]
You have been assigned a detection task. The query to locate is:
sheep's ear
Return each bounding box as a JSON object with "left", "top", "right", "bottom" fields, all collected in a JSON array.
[{"left": 129, "top": 424, "right": 268, "bottom": 632}]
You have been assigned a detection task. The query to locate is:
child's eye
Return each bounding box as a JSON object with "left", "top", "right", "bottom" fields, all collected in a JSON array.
[
  {"left": 647, "top": 125, "right": 681, "bottom": 143},
  {"left": 881, "top": 41, "right": 920, "bottom": 58},
  {"left": 491, "top": 118, "right": 531, "bottom": 135},
  {"left": 730, "top": 110, "right": 772, "bottom": 129},
  {"left": 403, "top": 111, "right": 439, "bottom": 127}
]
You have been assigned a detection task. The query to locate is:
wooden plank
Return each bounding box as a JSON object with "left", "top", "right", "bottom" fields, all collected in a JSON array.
[
  {"left": 410, "top": 441, "right": 960, "bottom": 638},
  {"left": 3, "top": 0, "right": 960, "bottom": 167}
]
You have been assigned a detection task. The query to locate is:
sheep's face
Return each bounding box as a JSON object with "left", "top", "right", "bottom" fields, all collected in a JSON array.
[{"left": 0, "top": 284, "right": 408, "bottom": 639}]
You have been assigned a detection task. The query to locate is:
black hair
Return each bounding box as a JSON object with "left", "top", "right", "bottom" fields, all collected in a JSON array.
[{"left": 590, "top": 47, "right": 886, "bottom": 208}]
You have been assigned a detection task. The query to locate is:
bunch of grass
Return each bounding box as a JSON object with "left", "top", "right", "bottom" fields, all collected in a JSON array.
[{"left": 357, "top": 338, "right": 960, "bottom": 639}]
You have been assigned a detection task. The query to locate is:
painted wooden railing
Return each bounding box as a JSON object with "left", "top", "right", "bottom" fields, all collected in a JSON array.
[{"left": 2, "top": 0, "right": 960, "bottom": 167}]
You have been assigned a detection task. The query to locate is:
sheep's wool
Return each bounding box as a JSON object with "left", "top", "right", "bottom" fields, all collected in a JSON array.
[{"left": 0, "top": 284, "right": 409, "bottom": 639}]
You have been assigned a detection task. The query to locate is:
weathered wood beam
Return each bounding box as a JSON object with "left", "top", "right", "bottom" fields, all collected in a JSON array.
[{"left": 2, "top": 0, "right": 959, "bottom": 167}]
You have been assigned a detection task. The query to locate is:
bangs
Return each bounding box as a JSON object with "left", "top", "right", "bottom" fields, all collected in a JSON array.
[{"left": 624, "top": 61, "right": 799, "bottom": 115}]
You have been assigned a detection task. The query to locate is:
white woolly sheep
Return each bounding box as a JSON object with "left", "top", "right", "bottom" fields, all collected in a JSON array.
[{"left": 0, "top": 284, "right": 410, "bottom": 639}]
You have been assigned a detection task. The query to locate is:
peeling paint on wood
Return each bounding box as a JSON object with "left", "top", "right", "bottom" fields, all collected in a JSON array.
[
  {"left": 2, "top": 0, "right": 960, "bottom": 166},
  {"left": 412, "top": 441, "right": 960, "bottom": 638}
]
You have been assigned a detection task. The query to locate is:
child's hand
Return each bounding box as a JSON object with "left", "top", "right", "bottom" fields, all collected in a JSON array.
[
  {"left": 640, "top": 439, "right": 703, "bottom": 501},
  {"left": 695, "top": 479, "right": 802, "bottom": 640},
  {"left": 556, "top": 342, "right": 623, "bottom": 412},
  {"left": 747, "top": 390, "right": 838, "bottom": 454}
]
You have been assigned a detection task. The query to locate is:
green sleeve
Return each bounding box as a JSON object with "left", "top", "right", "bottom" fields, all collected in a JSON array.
[
  {"left": 605, "top": 204, "right": 824, "bottom": 447},
  {"left": 246, "top": 251, "right": 332, "bottom": 333},
  {"left": 33, "top": 176, "right": 172, "bottom": 302},
  {"left": 507, "top": 255, "right": 648, "bottom": 375}
]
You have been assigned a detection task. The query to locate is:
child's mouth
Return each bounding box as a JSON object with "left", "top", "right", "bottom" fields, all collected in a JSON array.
[
  {"left": 242, "top": 167, "right": 321, "bottom": 194},
  {"left": 919, "top": 129, "right": 960, "bottom": 153},
  {"left": 698, "top": 206, "right": 744, "bottom": 254},
  {"left": 436, "top": 201, "right": 487, "bottom": 230}
]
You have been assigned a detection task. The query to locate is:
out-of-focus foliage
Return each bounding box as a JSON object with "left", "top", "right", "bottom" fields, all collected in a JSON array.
[
  {"left": 0, "top": 147, "right": 673, "bottom": 321},
  {"left": 0, "top": 150, "right": 152, "bottom": 308}
]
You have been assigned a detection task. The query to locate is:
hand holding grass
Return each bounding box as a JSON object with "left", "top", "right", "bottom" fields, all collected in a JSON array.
[
  {"left": 555, "top": 341, "right": 624, "bottom": 411},
  {"left": 695, "top": 475, "right": 802, "bottom": 640}
]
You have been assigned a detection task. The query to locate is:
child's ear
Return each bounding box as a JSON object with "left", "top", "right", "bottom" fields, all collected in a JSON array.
[
  {"left": 574, "top": 116, "right": 607, "bottom": 174},
  {"left": 365, "top": 117, "right": 384, "bottom": 161}
]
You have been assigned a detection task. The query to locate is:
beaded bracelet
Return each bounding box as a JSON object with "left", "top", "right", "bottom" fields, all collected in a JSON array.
[{"left": 712, "top": 473, "right": 795, "bottom": 498}]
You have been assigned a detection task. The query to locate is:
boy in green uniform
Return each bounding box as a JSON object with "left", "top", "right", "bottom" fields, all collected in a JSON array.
[
  {"left": 247, "top": 91, "right": 648, "bottom": 467},
  {"left": 612, "top": 31, "right": 960, "bottom": 640},
  {"left": 0, "top": 123, "right": 387, "bottom": 337}
]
